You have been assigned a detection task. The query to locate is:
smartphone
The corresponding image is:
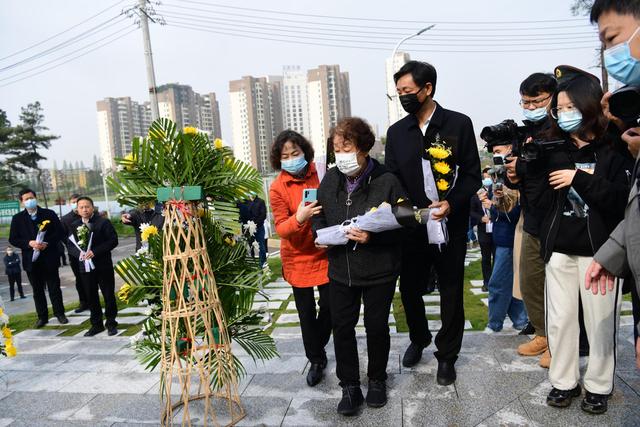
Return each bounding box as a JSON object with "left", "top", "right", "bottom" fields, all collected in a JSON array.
[{"left": 303, "top": 188, "right": 317, "bottom": 206}]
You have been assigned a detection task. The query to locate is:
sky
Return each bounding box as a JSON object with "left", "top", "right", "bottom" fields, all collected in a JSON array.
[{"left": 0, "top": 0, "right": 602, "bottom": 168}]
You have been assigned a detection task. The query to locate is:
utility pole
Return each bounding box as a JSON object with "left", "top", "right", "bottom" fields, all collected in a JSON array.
[{"left": 138, "top": 0, "right": 160, "bottom": 120}]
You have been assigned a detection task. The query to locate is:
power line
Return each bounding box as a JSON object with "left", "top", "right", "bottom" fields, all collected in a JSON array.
[
  {"left": 0, "top": 0, "right": 126, "bottom": 62},
  {"left": 166, "top": 22, "right": 599, "bottom": 53},
  {"left": 0, "top": 15, "right": 128, "bottom": 73},
  {"left": 0, "top": 25, "right": 136, "bottom": 82},
  {"left": 160, "top": 2, "right": 593, "bottom": 32},
  {"left": 172, "top": 0, "right": 586, "bottom": 25},
  {"left": 160, "top": 10, "right": 598, "bottom": 41},
  {"left": 161, "top": 11, "right": 598, "bottom": 45},
  {"left": 0, "top": 28, "right": 137, "bottom": 89}
]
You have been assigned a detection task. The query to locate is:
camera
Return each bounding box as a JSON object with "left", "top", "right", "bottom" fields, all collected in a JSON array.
[
  {"left": 609, "top": 85, "right": 640, "bottom": 125},
  {"left": 480, "top": 119, "right": 565, "bottom": 162}
]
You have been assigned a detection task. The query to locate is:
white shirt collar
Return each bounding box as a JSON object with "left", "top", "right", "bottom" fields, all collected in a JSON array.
[{"left": 420, "top": 104, "right": 438, "bottom": 136}]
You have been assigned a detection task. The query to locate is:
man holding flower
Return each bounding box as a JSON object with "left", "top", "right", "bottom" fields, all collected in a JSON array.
[
  {"left": 68, "top": 196, "right": 119, "bottom": 336},
  {"left": 9, "top": 188, "right": 68, "bottom": 327},
  {"left": 385, "top": 61, "right": 481, "bottom": 385}
]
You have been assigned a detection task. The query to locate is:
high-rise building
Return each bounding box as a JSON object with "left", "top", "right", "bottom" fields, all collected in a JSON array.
[
  {"left": 307, "top": 65, "right": 351, "bottom": 159},
  {"left": 96, "top": 84, "right": 222, "bottom": 172},
  {"left": 386, "top": 51, "right": 411, "bottom": 128},
  {"left": 96, "top": 97, "right": 151, "bottom": 172},
  {"left": 229, "top": 76, "right": 284, "bottom": 174},
  {"left": 282, "top": 66, "right": 310, "bottom": 138}
]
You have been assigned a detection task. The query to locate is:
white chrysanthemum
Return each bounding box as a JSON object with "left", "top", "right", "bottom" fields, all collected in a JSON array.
[
  {"left": 129, "top": 333, "right": 144, "bottom": 346},
  {"left": 136, "top": 245, "right": 149, "bottom": 256},
  {"left": 143, "top": 307, "right": 152, "bottom": 316},
  {"left": 0, "top": 312, "right": 9, "bottom": 324},
  {"left": 243, "top": 220, "right": 257, "bottom": 236},
  {"left": 252, "top": 240, "right": 260, "bottom": 252}
]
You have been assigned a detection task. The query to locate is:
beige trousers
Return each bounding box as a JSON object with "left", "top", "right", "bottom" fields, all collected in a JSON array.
[{"left": 545, "top": 252, "right": 621, "bottom": 395}]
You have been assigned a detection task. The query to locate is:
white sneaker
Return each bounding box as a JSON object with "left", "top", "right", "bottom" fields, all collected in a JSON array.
[{"left": 483, "top": 327, "right": 497, "bottom": 334}]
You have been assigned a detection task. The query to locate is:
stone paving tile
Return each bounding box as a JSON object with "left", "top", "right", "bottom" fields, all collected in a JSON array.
[
  {"left": 60, "top": 372, "right": 159, "bottom": 394},
  {"left": 11, "top": 337, "right": 68, "bottom": 354},
  {"left": 3, "top": 370, "right": 85, "bottom": 392},
  {"left": 117, "top": 315, "right": 148, "bottom": 324},
  {"left": 251, "top": 301, "right": 285, "bottom": 310},
  {"left": 48, "top": 315, "right": 89, "bottom": 325},
  {"left": 271, "top": 326, "right": 303, "bottom": 338},
  {"left": 313, "top": 352, "right": 401, "bottom": 377},
  {"left": 470, "top": 279, "right": 484, "bottom": 287},
  {"left": 13, "top": 329, "right": 64, "bottom": 338},
  {"left": 387, "top": 373, "right": 457, "bottom": 399},
  {"left": 470, "top": 287, "right": 488, "bottom": 296},
  {"left": 67, "top": 393, "right": 161, "bottom": 424},
  {"left": 239, "top": 354, "right": 308, "bottom": 375},
  {"left": 475, "top": 398, "right": 535, "bottom": 427},
  {"left": 401, "top": 350, "right": 503, "bottom": 375},
  {"left": 118, "top": 307, "right": 151, "bottom": 315},
  {"left": 44, "top": 338, "right": 128, "bottom": 355},
  {"left": 55, "top": 354, "right": 142, "bottom": 373},
  {"left": 422, "top": 295, "right": 440, "bottom": 303},
  {"left": 0, "top": 419, "right": 11, "bottom": 427},
  {"left": 243, "top": 373, "right": 341, "bottom": 399},
  {"left": 0, "top": 353, "right": 75, "bottom": 371},
  {"left": 276, "top": 313, "right": 301, "bottom": 324},
  {"left": 0, "top": 391, "right": 98, "bottom": 422},
  {"left": 493, "top": 347, "right": 548, "bottom": 373},
  {"left": 282, "top": 397, "right": 402, "bottom": 426}
]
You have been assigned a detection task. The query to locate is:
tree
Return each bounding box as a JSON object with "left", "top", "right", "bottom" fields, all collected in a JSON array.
[
  {"left": 0, "top": 110, "right": 16, "bottom": 198},
  {"left": 3, "top": 102, "right": 59, "bottom": 207}
]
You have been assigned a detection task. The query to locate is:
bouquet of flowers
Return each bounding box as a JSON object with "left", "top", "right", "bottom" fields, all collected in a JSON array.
[
  {"left": 315, "top": 201, "right": 430, "bottom": 246},
  {"left": 423, "top": 134, "right": 458, "bottom": 247},
  {"left": 68, "top": 223, "right": 95, "bottom": 272},
  {"left": 0, "top": 297, "right": 16, "bottom": 358},
  {"left": 31, "top": 219, "right": 51, "bottom": 262}
]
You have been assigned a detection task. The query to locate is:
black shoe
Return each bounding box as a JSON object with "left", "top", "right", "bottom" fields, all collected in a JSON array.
[
  {"left": 546, "top": 384, "right": 582, "bottom": 408},
  {"left": 482, "top": 284, "right": 488, "bottom": 292},
  {"left": 10, "top": 298, "right": 14, "bottom": 302},
  {"left": 366, "top": 380, "right": 387, "bottom": 408},
  {"left": 34, "top": 319, "right": 48, "bottom": 328},
  {"left": 581, "top": 391, "right": 608, "bottom": 414},
  {"left": 402, "top": 339, "right": 430, "bottom": 368},
  {"left": 20, "top": 295, "right": 26, "bottom": 299},
  {"left": 74, "top": 305, "right": 88, "bottom": 314},
  {"left": 107, "top": 328, "right": 118, "bottom": 336},
  {"left": 436, "top": 360, "right": 457, "bottom": 386},
  {"left": 337, "top": 385, "right": 364, "bottom": 416},
  {"left": 306, "top": 362, "right": 325, "bottom": 387},
  {"left": 518, "top": 322, "right": 536, "bottom": 336},
  {"left": 84, "top": 326, "right": 106, "bottom": 337},
  {"left": 57, "top": 315, "right": 69, "bottom": 325}
]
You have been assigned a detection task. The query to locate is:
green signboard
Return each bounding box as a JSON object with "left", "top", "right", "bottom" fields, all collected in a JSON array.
[{"left": 0, "top": 200, "right": 20, "bottom": 218}]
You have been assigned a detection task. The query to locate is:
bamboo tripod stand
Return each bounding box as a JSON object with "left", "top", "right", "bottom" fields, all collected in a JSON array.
[{"left": 160, "top": 199, "right": 244, "bottom": 426}]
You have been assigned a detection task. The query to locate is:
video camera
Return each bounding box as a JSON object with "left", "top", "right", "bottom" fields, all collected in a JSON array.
[
  {"left": 480, "top": 119, "right": 565, "bottom": 162},
  {"left": 609, "top": 85, "right": 640, "bottom": 126}
]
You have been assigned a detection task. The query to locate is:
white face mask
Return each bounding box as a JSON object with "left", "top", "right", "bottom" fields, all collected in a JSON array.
[{"left": 335, "top": 152, "right": 361, "bottom": 176}]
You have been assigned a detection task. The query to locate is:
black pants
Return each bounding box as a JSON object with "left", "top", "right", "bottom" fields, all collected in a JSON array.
[
  {"left": 400, "top": 231, "right": 467, "bottom": 362},
  {"left": 631, "top": 282, "right": 640, "bottom": 344},
  {"left": 69, "top": 257, "right": 87, "bottom": 308},
  {"left": 7, "top": 273, "right": 24, "bottom": 300},
  {"left": 26, "top": 266, "right": 65, "bottom": 321},
  {"left": 292, "top": 284, "right": 332, "bottom": 364},
  {"left": 479, "top": 239, "right": 495, "bottom": 287},
  {"left": 330, "top": 279, "right": 395, "bottom": 386},
  {"left": 80, "top": 267, "right": 118, "bottom": 329}
]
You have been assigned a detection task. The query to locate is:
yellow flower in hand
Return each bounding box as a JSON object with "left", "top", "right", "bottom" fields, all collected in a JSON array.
[
  {"left": 427, "top": 146, "right": 451, "bottom": 160},
  {"left": 214, "top": 138, "right": 224, "bottom": 149},
  {"left": 5, "top": 343, "right": 16, "bottom": 357},
  {"left": 39, "top": 220, "right": 51, "bottom": 231},
  {"left": 437, "top": 179, "right": 450, "bottom": 192},
  {"left": 183, "top": 126, "right": 198, "bottom": 135},
  {"left": 434, "top": 161, "right": 451, "bottom": 175}
]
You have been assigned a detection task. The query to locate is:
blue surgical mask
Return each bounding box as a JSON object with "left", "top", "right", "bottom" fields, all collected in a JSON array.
[
  {"left": 557, "top": 110, "right": 583, "bottom": 133},
  {"left": 281, "top": 155, "right": 308, "bottom": 175},
  {"left": 604, "top": 27, "right": 640, "bottom": 85},
  {"left": 71, "top": 203, "right": 77, "bottom": 210},
  {"left": 522, "top": 106, "right": 547, "bottom": 122},
  {"left": 24, "top": 199, "right": 37, "bottom": 210},
  {"left": 482, "top": 178, "right": 493, "bottom": 187}
]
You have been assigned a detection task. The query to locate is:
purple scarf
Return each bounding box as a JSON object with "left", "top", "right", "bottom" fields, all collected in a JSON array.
[{"left": 345, "top": 158, "right": 374, "bottom": 193}]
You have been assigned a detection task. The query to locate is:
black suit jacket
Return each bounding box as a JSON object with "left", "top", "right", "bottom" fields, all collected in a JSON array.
[
  {"left": 385, "top": 103, "right": 482, "bottom": 235},
  {"left": 61, "top": 210, "right": 80, "bottom": 250},
  {"left": 9, "top": 207, "right": 63, "bottom": 272},
  {"left": 68, "top": 214, "right": 118, "bottom": 272}
]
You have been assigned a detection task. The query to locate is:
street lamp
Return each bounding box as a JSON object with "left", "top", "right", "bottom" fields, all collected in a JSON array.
[{"left": 387, "top": 25, "right": 436, "bottom": 100}]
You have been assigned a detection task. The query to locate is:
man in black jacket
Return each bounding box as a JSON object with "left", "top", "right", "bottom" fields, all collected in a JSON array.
[
  {"left": 249, "top": 193, "right": 267, "bottom": 266},
  {"left": 9, "top": 188, "right": 68, "bottom": 327},
  {"left": 385, "top": 61, "right": 481, "bottom": 385},
  {"left": 61, "top": 193, "right": 87, "bottom": 312},
  {"left": 68, "top": 196, "right": 119, "bottom": 336},
  {"left": 121, "top": 202, "right": 164, "bottom": 251}
]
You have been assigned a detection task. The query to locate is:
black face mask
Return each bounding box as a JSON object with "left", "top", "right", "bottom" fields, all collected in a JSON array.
[{"left": 399, "top": 86, "right": 426, "bottom": 114}]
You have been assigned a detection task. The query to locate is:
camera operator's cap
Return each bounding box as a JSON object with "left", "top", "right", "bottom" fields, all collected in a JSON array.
[{"left": 554, "top": 65, "right": 600, "bottom": 86}]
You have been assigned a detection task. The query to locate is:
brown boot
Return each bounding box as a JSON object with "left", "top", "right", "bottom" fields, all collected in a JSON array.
[
  {"left": 517, "top": 335, "right": 548, "bottom": 356},
  {"left": 539, "top": 349, "right": 551, "bottom": 369}
]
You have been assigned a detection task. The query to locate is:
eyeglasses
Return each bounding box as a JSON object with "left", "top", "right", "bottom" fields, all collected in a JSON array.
[
  {"left": 519, "top": 95, "right": 551, "bottom": 108},
  {"left": 550, "top": 105, "right": 577, "bottom": 119}
]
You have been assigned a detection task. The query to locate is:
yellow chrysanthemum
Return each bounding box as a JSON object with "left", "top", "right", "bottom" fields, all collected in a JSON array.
[
  {"left": 213, "top": 138, "right": 224, "bottom": 149},
  {"left": 427, "top": 146, "right": 451, "bottom": 160},
  {"left": 39, "top": 220, "right": 51, "bottom": 231},
  {"left": 117, "top": 283, "right": 132, "bottom": 303},
  {"left": 5, "top": 344, "right": 16, "bottom": 357},
  {"left": 433, "top": 161, "right": 451, "bottom": 175},
  {"left": 0, "top": 308, "right": 4, "bottom": 317},
  {"left": 224, "top": 236, "right": 236, "bottom": 246},
  {"left": 2, "top": 326, "right": 11, "bottom": 339},
  {"left": 140, "top": 225, "right": 159, "bottom": 242},
  {"left": 183, "top": 126, "right": 198, "bottom": 135},
  {"left": 437, "top": 179, "right": 450, "bottom": 192},
  {"left": 123, "top": 153, "right": 137, "bottom": 171}
]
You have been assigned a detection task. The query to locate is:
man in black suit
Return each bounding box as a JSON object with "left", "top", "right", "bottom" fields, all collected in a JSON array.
[
  {"left": 61, "top": 193, "right": 87, "bottom": 313},
  {"left": 9, "top": 188, "right": 68, "bottom": 327},
  {"left": 68, "top": 196, "right": 119, "bottom": 336},
  {"left": 385, "top": 61, "right": 481, "bottom": 385},
  {"left": 121, "top": 202, "right": 164, "bottom": 251}
]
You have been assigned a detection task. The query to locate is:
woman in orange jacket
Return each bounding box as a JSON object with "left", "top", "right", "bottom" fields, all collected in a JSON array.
[{"left": 269, "top": 130, "right": 331, "bottom": 387}]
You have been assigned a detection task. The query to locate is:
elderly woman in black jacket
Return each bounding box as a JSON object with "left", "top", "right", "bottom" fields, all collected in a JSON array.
[
  {"left": 313, "top": 117, "right": 406, "bottom": 416},
  {"left": 531, "top": 66, "right": 634, "bottom": 415}
]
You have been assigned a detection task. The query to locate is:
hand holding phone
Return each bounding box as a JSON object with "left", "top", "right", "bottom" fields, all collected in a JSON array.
[{"left": 303, "top": 188, "right": 317, "bottom": 206}]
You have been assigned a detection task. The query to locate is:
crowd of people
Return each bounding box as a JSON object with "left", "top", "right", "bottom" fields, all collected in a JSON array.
[
  {"left": 267, "top": 0, "right": 640, "bottom": 417},
  {"left": 2, "top": 0, "right": 640, "bottom": 419}
]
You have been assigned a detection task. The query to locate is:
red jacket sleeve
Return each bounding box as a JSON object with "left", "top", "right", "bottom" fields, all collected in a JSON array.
[{"left": 270, "top": 181, "right": 305, "bottom": 240}]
